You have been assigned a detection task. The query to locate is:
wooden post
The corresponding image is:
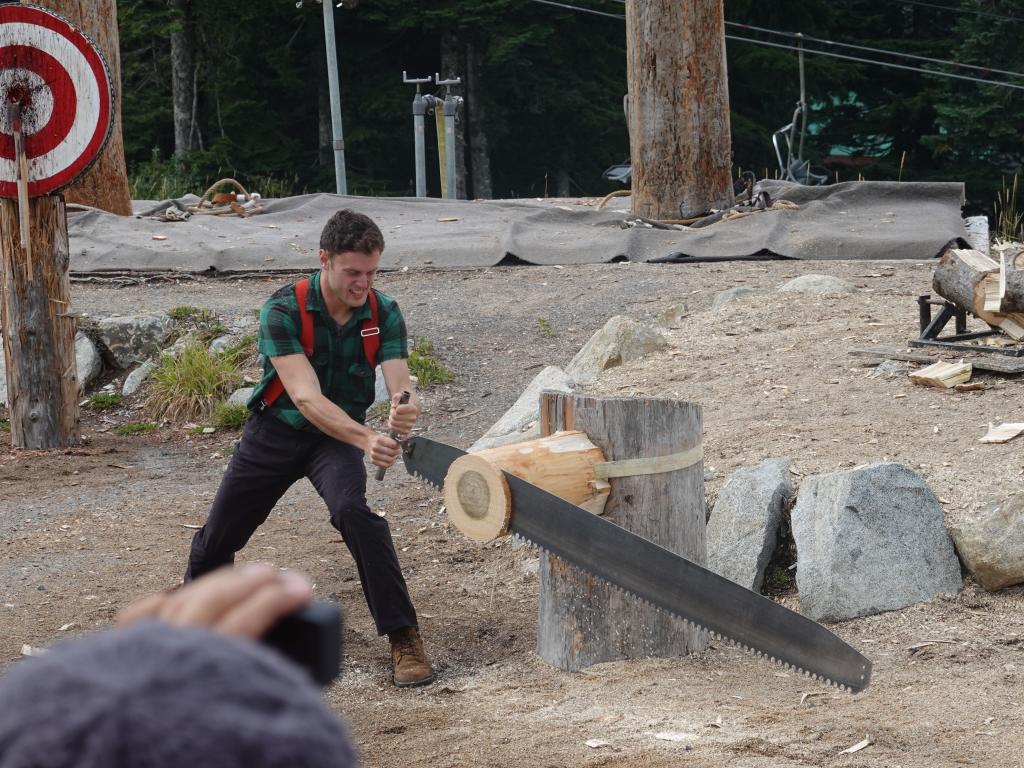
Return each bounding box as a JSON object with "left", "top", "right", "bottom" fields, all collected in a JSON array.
[
  {"left": 0, "top": 196, "right": 80, "bottom": 448},
  {"left": 625, "top": 0, "right": 733, "bottom": 220},
  {"left": 537, "top": 393, "right": 707, "bottom": 671}
]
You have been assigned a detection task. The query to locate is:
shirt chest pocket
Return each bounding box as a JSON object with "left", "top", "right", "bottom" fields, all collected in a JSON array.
[{"left": 345, "top": 362, "right": 376, "bottom": 403}]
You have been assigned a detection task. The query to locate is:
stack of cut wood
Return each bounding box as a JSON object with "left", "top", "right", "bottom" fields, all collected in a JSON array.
[
  {"left": 909, "top": 360, "right": 972, "bottom": 388},
  {"left": 933, "top": 247, "right": 1024, "bottom": 340}
]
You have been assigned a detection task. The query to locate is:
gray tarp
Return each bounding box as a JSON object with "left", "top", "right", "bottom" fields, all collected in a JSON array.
[{"left": 67, "top": 180, "right": 967, "bottom": 274}]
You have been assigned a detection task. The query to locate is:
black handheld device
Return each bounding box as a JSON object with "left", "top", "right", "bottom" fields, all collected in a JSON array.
[{"left": 261, "top": 601, "right": 343, "bottom": 686}]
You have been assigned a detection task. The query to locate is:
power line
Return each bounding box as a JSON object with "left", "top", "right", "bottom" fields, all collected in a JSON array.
[
  {"left": 895, "top": 0, "right": 1024, "bottom": 25},
  {"left": 525, "top": 0, "right": 1024, "bottom": 90},
  {"left": 727, "top": 21, "right": 1024, "bottom": 81},
  {"left": 724, "top": 33, "right": 1024, "bottom": 91},
  {"left": 528, "top": 0, "right": 624, "bottom": 20}
]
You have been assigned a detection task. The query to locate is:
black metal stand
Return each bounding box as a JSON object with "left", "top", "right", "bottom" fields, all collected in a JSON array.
[{"left": 910, "top": 294, "right": 1024, "bottom": 357}]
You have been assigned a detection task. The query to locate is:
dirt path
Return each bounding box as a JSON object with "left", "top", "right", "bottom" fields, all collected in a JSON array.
[{"left": 2, "top": 260, "right": 1022, "bottom": 767}]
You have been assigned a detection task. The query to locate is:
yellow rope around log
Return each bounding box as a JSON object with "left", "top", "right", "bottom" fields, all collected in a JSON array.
[{"left": 593, "top": 443, "right": 703, "bottom": 480}]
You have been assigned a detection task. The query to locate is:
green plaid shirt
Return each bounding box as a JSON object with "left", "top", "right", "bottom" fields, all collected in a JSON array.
[{"left": 248, "top": 270, "right": 408, "bottom": 430}]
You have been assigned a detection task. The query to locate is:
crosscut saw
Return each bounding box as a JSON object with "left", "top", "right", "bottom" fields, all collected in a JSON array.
[{"left": 401, "top": 435, "right": 872, "bottom": 693}]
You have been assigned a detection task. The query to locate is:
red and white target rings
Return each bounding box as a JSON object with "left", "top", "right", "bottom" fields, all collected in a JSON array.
[{"left": 0, "top": 4, "right": 113, "bottom": 197}]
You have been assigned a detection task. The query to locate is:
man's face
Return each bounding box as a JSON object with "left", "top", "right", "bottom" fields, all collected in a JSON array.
[{"left": 320, "top": 248, "right": 381, "bottom": 309}]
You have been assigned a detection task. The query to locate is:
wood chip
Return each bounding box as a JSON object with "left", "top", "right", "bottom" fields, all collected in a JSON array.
[
  {"left": 979, "top": 422, "right": 1024, "bottom": 444},
  {"left": 152, "top": 235, "right": 168, "bottom": 241},
  {"left": 436, "top": 217, "right": 459, "bottom": 222},
  {"left": 800, "top": 691, "right": 827, "bottom": 705},
  {"left": 955, "top": 382, "right": 987, "bottom": 392},
  {"left": 58, "top": 622, "right": 75, "bottom": 631},
  {"left": 652, "top": 731, "right": 696, "bottom": 742},
  {"left": 839, "top": 734, "right": 875, "bottom": 754},
  {"left": 181, "top": 523, "right": 202, "bottom": 530},
  {"left": 584, "top": 739, "right": 610, "bottom": 749}
]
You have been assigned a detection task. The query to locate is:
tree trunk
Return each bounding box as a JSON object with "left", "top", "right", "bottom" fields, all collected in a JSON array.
[
  {"left": 0, "top": 197, "right": 80, "bottom": 448},
  {"left": 625, "top": 0, "right": 733, "bottom": 219},
  {"left": 536, "top": 393, "right": 707, "bottom": 671},
  {"left": 169, "top": 0, "right": 196, "bottom": 158},
  {"left": 465, "top": 43, "right": 492, "bottom": 199},
  {"left": 32, "top": 0, "right": 131, "bottom": 215},
  {"left": 440, "top": 31, "right": 467, "bottom": 200}
]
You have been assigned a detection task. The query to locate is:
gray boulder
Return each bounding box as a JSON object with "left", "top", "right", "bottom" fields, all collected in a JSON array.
[
  {"left": 75, "top": 332, "right": 102, "bottom": 390},
  {"left": 712, "top": 287, "right": 761, "bottom": 311},
  {"left": 470, "top": 365, "right": 572, "bottom": 452},
  {"left": 565, "top": 316, "right": 667, "bottom": 385},
  {"left": 96, "top": 314, "right": 174, "bottom": 368},
  {"left": 122, "top": 361, "right": 157, "bottom": 397},
  {"left": 792, "top": 462, "right": 962, "bottom": 621},
  {"left": 950, "top": 494, "right": 1024, "bottom": 591},
  {"left": 227, "top": 387, "right": 255, "bottom": 407},
  {"left": 707, "top": 459, "right": 794, "bottom": 591},
  {"left": 777, "top": 274, "right": 854, "bottom": 295}
]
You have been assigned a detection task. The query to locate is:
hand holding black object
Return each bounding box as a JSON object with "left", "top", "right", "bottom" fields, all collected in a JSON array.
[{"left": 376, "top": 390, "right": 411, "bottom": 481}]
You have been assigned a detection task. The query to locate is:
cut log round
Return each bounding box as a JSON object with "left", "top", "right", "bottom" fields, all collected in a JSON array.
[
  {"left": 932, "top": 248, "right": 997, "bottom": 310},
  {"left": 444, "top": 430, "right": 609, "bottom": 541}
]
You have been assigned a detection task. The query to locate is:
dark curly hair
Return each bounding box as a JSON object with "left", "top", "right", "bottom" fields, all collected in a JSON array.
[{"left": 319, "top": 209, "right": 385, "bottom": 256}]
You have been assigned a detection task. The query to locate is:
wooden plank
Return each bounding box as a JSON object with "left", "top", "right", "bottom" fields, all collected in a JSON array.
[
  {"left": 851, "top": 346, "right": 1024, "bottom": 375},
  {"left": 537, "top": 392, "right": 706, "bottom": 671}
]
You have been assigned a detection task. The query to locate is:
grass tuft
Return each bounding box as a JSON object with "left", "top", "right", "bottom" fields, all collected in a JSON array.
[
  {"left": 143, "top": 340, "right": 242, "bottom": 424},
  {"left": 212, "top": 402, "right": 250, "bottom": 429},
  {"left": 408, "top": 338, "right": 454, "bottom": 387},
  {"left": 89, "top": 392, "right": 122, "bottom": 410},
  {"left": 114, "top": 421, "right": 158, "bottom": 436}
]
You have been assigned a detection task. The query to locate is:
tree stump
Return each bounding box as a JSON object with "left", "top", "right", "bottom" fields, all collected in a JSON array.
[
  {"left": 537, "top": 392, "right": 707, "bottom": 671},
  {"left": 0, "top": 196, "right": 80, "bottom": 448}
]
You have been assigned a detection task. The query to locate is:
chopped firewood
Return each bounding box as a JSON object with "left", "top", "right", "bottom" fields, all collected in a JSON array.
[
  {"left": 933, "top": 247, "right": 1024, "bottom": 341},
  {"left": 979, "top": 423, "right": 1024, "bottom": 444},
  {"left": 909, "top": 361, "right": 972, "bottom": 389}
]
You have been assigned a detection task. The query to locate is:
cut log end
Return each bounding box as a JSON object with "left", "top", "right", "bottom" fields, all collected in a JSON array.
[{"left": 443, "top": 453, "right": 511, "bottom": 542}]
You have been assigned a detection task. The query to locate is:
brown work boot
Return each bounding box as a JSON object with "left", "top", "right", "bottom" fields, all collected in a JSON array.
[{"left": 388, "top": 626, "right": 434, "bottom": 688}]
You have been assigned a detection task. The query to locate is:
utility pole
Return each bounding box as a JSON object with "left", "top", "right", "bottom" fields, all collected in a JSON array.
[
  {"left": 625, "top": 0, "right": 733, "bottom": 220},
  {"left": 321, "top": 0, "right": 348, "bottom": 195}
]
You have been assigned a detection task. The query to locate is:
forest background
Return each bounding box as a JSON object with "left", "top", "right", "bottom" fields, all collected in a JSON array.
[{"left": 118, "top": 0, "right": 1024, "bottom": 217}]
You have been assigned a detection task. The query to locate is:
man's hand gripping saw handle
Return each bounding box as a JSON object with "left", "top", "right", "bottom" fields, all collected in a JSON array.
[{"left": 375, "top": 390, "right": 411, "bottom": 482}]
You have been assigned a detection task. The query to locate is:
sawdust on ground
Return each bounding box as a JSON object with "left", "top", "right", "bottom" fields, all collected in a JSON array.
[{"left": 1, "top": 260, "right": 1022, "bottom": 768}]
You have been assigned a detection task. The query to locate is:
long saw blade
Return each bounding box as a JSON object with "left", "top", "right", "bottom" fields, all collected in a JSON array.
[{"left": 400, "top": 436, "right": 872, "bottom": 692}]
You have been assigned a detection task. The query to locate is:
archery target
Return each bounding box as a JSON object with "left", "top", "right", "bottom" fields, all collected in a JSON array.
[{"left": 0, "top": 4, "right": 113, "bottom": 197}]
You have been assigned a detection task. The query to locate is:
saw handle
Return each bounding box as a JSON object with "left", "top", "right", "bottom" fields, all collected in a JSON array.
[{"left": 375, "top": 390, "right": 411, "bottom": 481}]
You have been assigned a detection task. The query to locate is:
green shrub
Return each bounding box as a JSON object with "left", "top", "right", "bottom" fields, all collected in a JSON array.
[
  {"left": 536, "top": 317, "right": 556, "bottom": 338},
  {"left": 114, "top": 421, "right": 158, "bottom": 436},
  {"left": 0, "top": 419, "right": 9, "bottom": 433},
  {"left": 408, "top": 338, "right": 454, "bottom": 387},
  {"left": 89, "top": 392, "right": 122, "bottom": 410},
  {"left": 212, "top": 402, "right": 250, "bottom": 429},
  {"left": 143, "top": 341, "right": 241, "bottom": 423}
]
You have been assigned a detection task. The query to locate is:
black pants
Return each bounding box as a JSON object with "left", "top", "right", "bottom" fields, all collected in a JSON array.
[{"left": 186, "top": 413, "right": 417, "bottom": 635}]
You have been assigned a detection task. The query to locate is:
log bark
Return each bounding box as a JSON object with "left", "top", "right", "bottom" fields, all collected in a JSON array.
[
  {"left": 625, "top": 0, "right": 733, "bottom": 220},
  {"left": 1000, "top": 249, "right": 1024, "bottom": 314},
  {"left": 31, "top": 0, "right": 131, "bottom": 215},
  {"left": 0, "top": 197, "right": 80, "bottom": 448},
  {"left": 537, "top": 392, "right": 707, "bottom": 671},
  {"left": 933, "top": 248, "right": 1024, "bottom": 341}
]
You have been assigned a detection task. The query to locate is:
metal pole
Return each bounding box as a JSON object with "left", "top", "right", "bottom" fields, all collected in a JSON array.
[
  {"left": 322, "top": 0, "right": 348, "bottom": 195},
  {"left": 797, "top": 33, "right": 807, "bottom": 167},
  {"left": 403, "top": 72, "right": 433, "bottom": 198}
]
